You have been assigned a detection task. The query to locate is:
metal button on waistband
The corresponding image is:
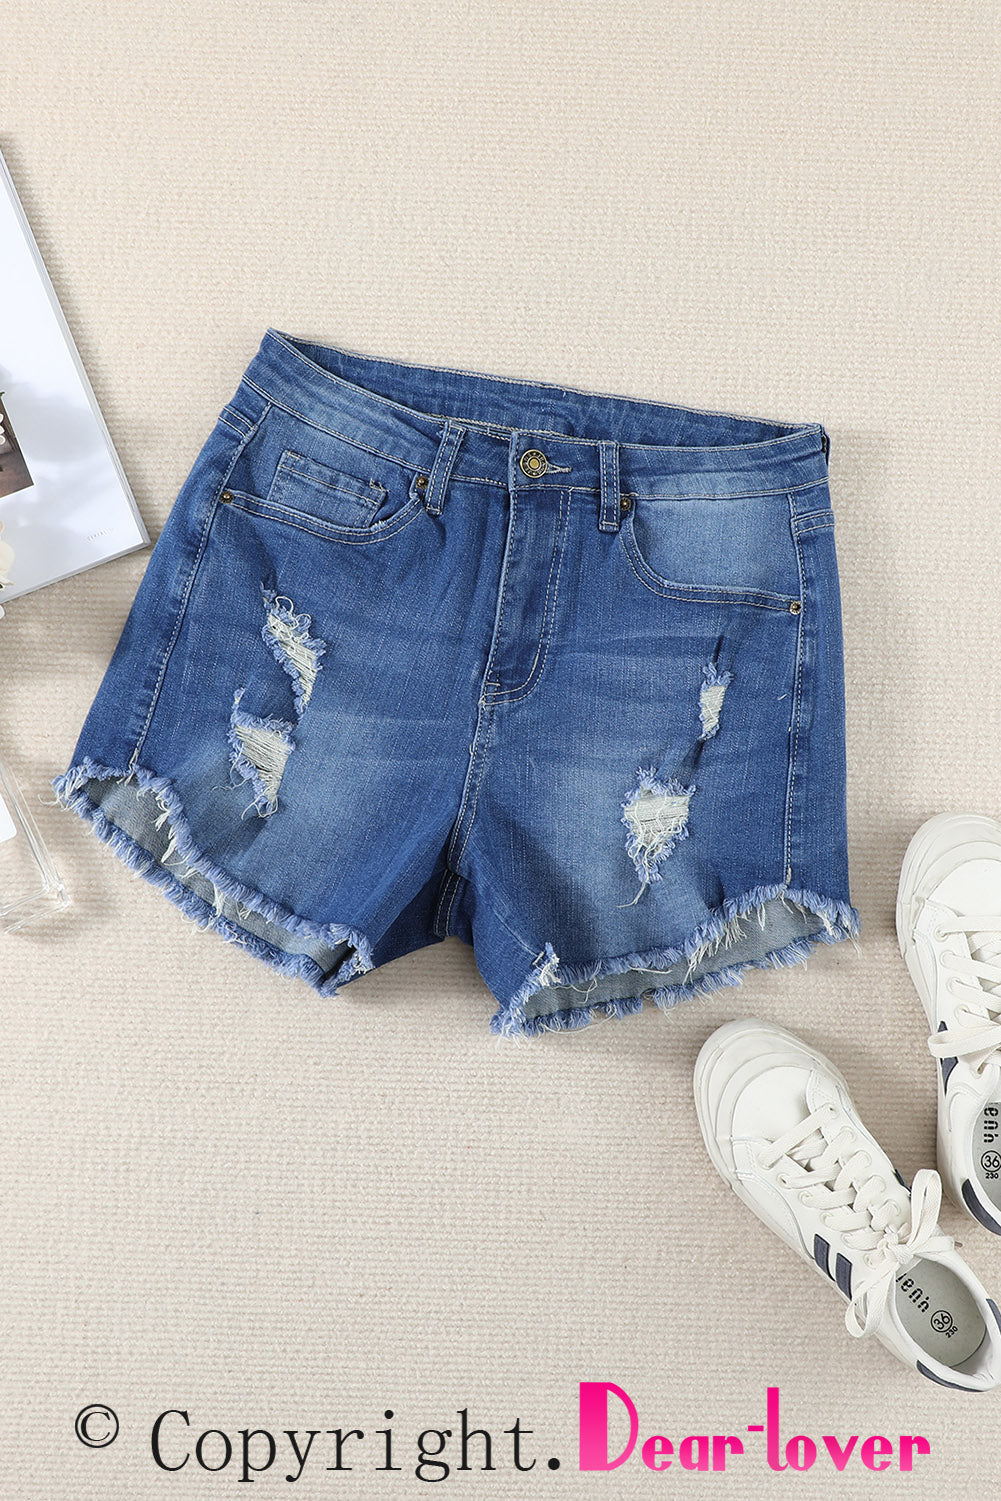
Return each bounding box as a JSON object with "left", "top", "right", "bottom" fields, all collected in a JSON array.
[{"left": 519, "top": 448, "right": 549, "bottom": 478}]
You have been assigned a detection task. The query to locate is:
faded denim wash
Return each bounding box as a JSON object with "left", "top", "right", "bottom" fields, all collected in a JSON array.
[{"left": 54, "top": 329, "right": 860, "bottom": 1035}]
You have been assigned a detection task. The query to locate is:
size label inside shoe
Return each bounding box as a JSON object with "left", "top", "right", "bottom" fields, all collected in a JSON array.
[
  {"left": 977, "top": 1104, "right": 1001, "bottom": 1154},
  {"left": 0, "top": 791, "right": 16, "bottom": 845},
  {"left": 895, "top": 1261, "right": 985, "bottom": 1366},
  {"left": 974, "top": 1105, "right": 1001, "bottom": 1210}
]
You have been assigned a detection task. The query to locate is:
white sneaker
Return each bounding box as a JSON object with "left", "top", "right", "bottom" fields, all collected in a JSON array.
[
  {"left": 694, "top": 1017, "right": 1001, "bottom": 1389},
  {"left": 897, "top": 811, "right": 1001, "bottom": 1238}
]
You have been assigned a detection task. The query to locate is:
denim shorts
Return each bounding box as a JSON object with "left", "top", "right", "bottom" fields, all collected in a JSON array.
[{"left": 54, "top": 328, "right": 860, "bottom": 1036}]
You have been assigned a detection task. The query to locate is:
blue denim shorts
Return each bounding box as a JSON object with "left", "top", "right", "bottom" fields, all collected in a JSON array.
[{"left": 54, "top": 329, "right": 860, "bottom": 1036}]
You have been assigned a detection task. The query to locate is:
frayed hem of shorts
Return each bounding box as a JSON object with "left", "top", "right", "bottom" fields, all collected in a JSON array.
[
  {"left": 490, "top": 884, "right": 861, "bottom": 1040},
  {"left": 52, "top": 757, "right": 374, "bottom": 995}
]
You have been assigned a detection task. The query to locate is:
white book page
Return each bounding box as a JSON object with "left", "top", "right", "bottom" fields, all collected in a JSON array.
[
  {"left": 0, "top": 791, "right": 16, "bottom": 845},
  {"left": 0, "top": 146, "right": 149, "bottom": 602}
]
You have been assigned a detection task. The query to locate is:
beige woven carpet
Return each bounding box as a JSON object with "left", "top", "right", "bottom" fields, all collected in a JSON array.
[{"left": 4, "top": 3, "right": 1001, "bottom": 1496}]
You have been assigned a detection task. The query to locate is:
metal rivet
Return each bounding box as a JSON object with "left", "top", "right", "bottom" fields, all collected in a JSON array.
[
  {"left": 415, "top": 474, "right": 428, "bottom": 489},
  {"left": 519, "top": 448, "right": 549, "bottom": 478},
  {"left": 619, "top": 496, "right": 632, "bottom": 513},
  {"left": 790, "top": 600, "right": 803, "bottom": 615},
  {"left": 220, "top": 490, "right": 233, "bottom": 503}
]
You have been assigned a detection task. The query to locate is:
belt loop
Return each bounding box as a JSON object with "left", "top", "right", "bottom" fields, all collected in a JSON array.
[
  {"left": 598, "top": 440, "right": 621, "bottom": 532},
  {"left": 423, "top": 421, "right": 465, "bottom": 517}
]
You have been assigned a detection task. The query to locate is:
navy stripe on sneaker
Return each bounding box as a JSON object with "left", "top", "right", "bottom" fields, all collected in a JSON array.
[
  {"left": 916, "top": 1360, "right": 975, "bottom": 1390},
  {"left": 988, "top": 1299, "right": 1001, "bottom": 1334},
  {"left": 961, "top": 1179, "right": 1001, "bottom": 1235},
  {"left": 835, "top": 1253, "right": 853, "bottom": 1299},
  {"left": 938, "top": 1022, "right": 958, "bottom": 1090},
  {"left": 813, "top": 1234, "right": 832, "bottom": 1277}
]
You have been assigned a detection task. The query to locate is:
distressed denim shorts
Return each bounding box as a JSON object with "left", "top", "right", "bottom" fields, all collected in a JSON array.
[{"left": 55, "top": 328, "right": 860, "bottom": 1037}]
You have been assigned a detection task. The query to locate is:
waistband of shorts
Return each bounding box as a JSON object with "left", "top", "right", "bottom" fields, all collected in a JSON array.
[{"left": 237, "top": 328, "right": 831, "bottom": 500}]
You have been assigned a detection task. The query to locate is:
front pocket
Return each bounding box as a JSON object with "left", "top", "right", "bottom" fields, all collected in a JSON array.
[
  {"left": 268, "top": 449, "right": 388, "bottom": 525},
  {"left": 223, "top": 482, "right": 427, "bottom": 546},
  {"left": 619, "top": 492, "right": 802, "bottom": 608},
  {"left": 219, "top": 405, "right": 424, "bottom": 537}
]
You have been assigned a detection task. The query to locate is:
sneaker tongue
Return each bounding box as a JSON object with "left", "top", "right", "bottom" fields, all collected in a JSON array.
[
  {"left": 802, "top": 1072, "right": 910, "bottom": 1233},
  {"left": 785, "top": 1071, "right": 841, "bottom": 1175},
  {"left": 805, "top": 1069, "right": 838, "bottom": 1115},
  {"left": 733, "top": 1065, "right": 811, "bottom": 1140},
  {"left": 786, "top": 1129, "right": 828, "bottom": 1170},
  {"left": 935, "top": 859, "right": 1001, "bottom": 914},
  {"left": 969, "top": 933, "right": 1001, "bottom": 999},
  {"left": 934, "top": 863, "right": 1001, "bottom": 999}
]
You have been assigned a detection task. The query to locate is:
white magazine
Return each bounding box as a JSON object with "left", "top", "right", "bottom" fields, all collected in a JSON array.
[{"left": 0, "top": 146, "right": 148, "bottom": 602}]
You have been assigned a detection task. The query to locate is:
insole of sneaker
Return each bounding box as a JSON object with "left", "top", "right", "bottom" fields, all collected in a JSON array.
[
  {"left": 973, "top": 1101, "right": 1001, "bottom": 1209},
  {"left": 894, "top": 1257, "right": 985, "bottom": 1367}
]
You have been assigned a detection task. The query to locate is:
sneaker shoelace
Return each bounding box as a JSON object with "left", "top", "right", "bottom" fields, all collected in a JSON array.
[
  {"left": 928, "top": 912, "right": 1001, "bottom": 1072},
  {"left": 760, "top": 1103, "right": 953, "bottom": 1338}
]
